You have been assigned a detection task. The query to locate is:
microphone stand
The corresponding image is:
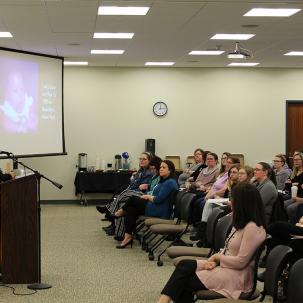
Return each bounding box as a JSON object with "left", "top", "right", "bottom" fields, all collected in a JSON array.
[{"left": 8, "top": 153, "right": 63, "bottom": 290}]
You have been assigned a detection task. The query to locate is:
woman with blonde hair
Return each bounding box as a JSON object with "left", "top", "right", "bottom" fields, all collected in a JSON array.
[
  {"left": 238, "top": 166, "right": 254, "bottom": 183},
  {"left": 284, "top": 152, "right": 303, "bottom": 222}
]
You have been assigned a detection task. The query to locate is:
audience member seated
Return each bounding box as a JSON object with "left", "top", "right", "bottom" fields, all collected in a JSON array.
[
  {"left": 273, "top": 154, "right": 291, "bottom": 191},
  {"left": 156, "top": 183, "right": 266, "bottom": 303},
  {"left": 238, "top": 165, "right": 254, "bottom": 184},
  {"left": 190, "top": 157, "right": 240, "bottom": 240},
  {"left": 253, "top": 162, "right": 278, "bottom": 226},
  {"left": 114, "top": 160, "right": 178, "bottom": 249},
  {"left": 178, "top": 148, "right": 206, "bottom": 187},
  {"left": 113, "top": 156, "right": 162, "bottom": 240},
  {"left": 98, "top": 152, "right": 153, "bottom": 235},
  {"left": 186, "top": 152, "right": 220, "bottom": 195},
  {"left": 284, "top": 152, "right": 303, "bottom": 223},
  {"left": 191, "top": 164, "right": 240, "bottom": 244}
]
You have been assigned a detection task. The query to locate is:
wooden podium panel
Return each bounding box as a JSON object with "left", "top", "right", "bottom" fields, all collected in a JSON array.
[{"left": 0, "top": 175, "right": 39, "bottom": 283}]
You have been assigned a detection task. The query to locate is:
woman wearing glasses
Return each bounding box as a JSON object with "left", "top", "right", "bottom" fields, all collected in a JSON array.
[
  {"left": 253, "top": 162, "right": 278, "bottom": 226},
  {"left": 272, "top": 154, "right": 291, "bottom": 191}
]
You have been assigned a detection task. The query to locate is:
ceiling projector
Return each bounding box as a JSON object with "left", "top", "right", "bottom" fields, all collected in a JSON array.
[{"left": 227, "top": 42, "right": 252, "bottom": 59}]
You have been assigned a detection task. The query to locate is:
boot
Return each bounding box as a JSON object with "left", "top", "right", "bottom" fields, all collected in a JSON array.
[{"left": 190, "top": 222, "right": 207, "bottom": 242}]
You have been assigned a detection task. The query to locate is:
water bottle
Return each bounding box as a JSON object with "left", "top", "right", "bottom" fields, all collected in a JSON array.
[{"left": 291, "top": 184, "right": 298, "bottom": 198}]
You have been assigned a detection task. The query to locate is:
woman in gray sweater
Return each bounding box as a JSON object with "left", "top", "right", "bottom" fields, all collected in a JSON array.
[{"left": 253, "top": 162, "right": 278, "bottom": 226}]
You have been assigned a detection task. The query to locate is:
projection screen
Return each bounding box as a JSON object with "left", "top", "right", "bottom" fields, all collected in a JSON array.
[{"left": 0, "top": 47, "right": 65, "bottom": 158}]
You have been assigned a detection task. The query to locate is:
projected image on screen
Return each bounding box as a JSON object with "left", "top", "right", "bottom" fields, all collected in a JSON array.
[
  {"left": 0, "top": 48, "right": 65, "bottom": 157},
  {"left": 0, "top": 58, "right": 38, "bottom": 133}
]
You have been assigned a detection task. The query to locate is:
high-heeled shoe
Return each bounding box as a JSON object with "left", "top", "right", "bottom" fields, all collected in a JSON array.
[{"left": 116, "top": 239, "right": 133, "bottom": 249}]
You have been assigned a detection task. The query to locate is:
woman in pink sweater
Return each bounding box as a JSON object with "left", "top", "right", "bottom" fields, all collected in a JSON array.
[{"left": 157, "top": 183, "right": 266, "bottom": 303}]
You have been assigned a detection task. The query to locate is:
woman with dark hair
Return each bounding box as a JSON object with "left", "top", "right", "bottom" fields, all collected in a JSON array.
[
  {"left": 99, "top": 152, "right": 153, "bottom": 235},
  {"left": 253, "top": 162, "right": 278, "bottom": 226},
  {"left": 156, "top": 183, "right": 266, "bottom": 303},
  {"left": 178, "top": 148, "right": 206, "bottom": 187},
  {"left": 115, "top": 160, "right": 178, "bottom": 249}
]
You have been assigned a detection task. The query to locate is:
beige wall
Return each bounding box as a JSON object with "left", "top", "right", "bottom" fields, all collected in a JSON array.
[{"left": 1, "top": 67, "right": 302, "bottom": 200}]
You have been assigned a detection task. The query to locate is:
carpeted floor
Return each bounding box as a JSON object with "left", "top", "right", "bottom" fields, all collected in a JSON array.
[{"left": 0, "top": 205, "right": 272, "bottom": 302}]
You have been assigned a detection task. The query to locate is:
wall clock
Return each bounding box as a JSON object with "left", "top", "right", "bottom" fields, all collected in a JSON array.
[{"left": 153, "top": 101, "right": 168, "bottom": 117}]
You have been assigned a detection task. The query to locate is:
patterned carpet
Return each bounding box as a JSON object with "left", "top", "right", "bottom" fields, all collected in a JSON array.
[{"left": 0, "top": 205, "right": 271, "bottom": 303}]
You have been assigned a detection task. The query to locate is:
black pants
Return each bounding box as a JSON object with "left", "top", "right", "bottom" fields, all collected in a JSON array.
[
  {"left": 122, "top": 195, "right": 147, "bottom": 234},
  {"left": 161, "top": 260, "right": 206, "bottom": 303},
  {"left": 267, "top": 221, "right": 303, "bottom": 264},
  {"left": 191, "top": 194, "right": 206, "bottom": 226}
]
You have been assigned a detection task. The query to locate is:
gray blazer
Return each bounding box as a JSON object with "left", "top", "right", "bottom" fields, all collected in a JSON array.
[{"left": 254, "top": 178, "right": 278, "bottom": 225}]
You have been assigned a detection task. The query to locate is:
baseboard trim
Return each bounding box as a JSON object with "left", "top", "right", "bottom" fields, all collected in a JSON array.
[{"left": 41, "top": 199, "right": 109, "bottom": 205}]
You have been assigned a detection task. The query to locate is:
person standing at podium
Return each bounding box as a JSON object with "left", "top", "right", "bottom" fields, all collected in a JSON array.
[{"left": 0, "top": 169, "right": 16, "bottom": 181}]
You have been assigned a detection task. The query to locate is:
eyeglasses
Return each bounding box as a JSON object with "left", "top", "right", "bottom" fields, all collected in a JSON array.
[
  {"left": 139, "top": 158, "right": 148, "bottom": 161},
  {"left": 221, "top": 156, "right": 228, "bottom": 160}
]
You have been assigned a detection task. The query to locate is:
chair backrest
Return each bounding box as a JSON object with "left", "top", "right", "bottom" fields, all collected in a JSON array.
[
  {"left": 179, "top": 192, "right": 196, "bottom": 222},
  {"left": 165, "top": 156, "right": 181, "bottom": 170},
  {"left": 186, "top": 156, "right": 195, "bottom": 165},
  {"left": 245, "top": 236, "right": 270, "bottom": 298},
  {"left": 264, "top": 245, "right": 293, "bottom": 301},
  {"left": 205, "top": 207, "right": 225, "bottom": 246},
  {"left": 287, "top": 258, "right": 303, "bottom": 303},
  {"left": 213, "top": 214, "right": 233, "bottom": 252},
  {"left": 269, "top": 192, "right": 288, "bottom": 225},
  {"left": 172, "top": 191, "right": 187, "bottom": 219}
]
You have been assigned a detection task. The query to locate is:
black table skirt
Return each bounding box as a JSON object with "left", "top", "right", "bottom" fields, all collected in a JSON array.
[{"left": 74, "top": 171, "right": 132, "bottom": 194}]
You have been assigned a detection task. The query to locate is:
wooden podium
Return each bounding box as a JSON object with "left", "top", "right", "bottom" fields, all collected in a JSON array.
[{"left": 0, "top": 175, "right": 39, "bottom": 284}]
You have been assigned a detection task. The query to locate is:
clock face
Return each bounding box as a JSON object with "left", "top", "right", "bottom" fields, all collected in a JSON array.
[{"left": 153, "top": 102, "right": 168, "bottom": 117}]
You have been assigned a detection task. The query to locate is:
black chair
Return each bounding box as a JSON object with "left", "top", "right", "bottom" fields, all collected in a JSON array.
[
  {"left": 148, "top": 192, "right": 196, "bottom": 266},
  {"left": 208, "top": 245, "right": 293, "bottom": 303},
  {"left": 171, "top": 213, "right": 233, "bottom": 267},
  {"left": 194, "top": 235, "right": 267, "bottom": 302},
  {"left": 260, "top": 245, "right": 293, "bottom": 303},
  {"left": 166, "top": 207, "right": 225, "bottom": 260},
  {"left": 287, "top": 258, "right": 303, "bottom": 303},
  {"left": 141, "top": 191, "right": 187, "bottom": 250}
]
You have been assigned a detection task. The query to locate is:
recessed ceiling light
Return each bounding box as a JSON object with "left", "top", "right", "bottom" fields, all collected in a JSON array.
[
  {"left": 98, "top": 6, "right": 150, "bottom": 16},
  {"left": 64, "top": 61, "right": 88, "bottom": 66},
  {"left": 189, "top": 50, "right": 224, "bottom": 55},
  {"left": 244, "top": 8, "right": 301, "bottom": 17},
  {"left": 145, "top": 62, "right": 175, "bottom": 66},
  {"left": 284, "top": 51, "right": 303, "bottom": 56},
  {"left": 228, "top": 62, "right": 259, "bottom": 67},
  {"left": 91, "top": 50, "right": 125, "bottom": 54},
  {"left": 93, "top": 33, "right": 134, "bottom": 39},
  {"left": 0, "top": 32, "right": 13, "bottom": 38},
  {"left": 211, "top": 34, "right": 255, "bottom": 40}
]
